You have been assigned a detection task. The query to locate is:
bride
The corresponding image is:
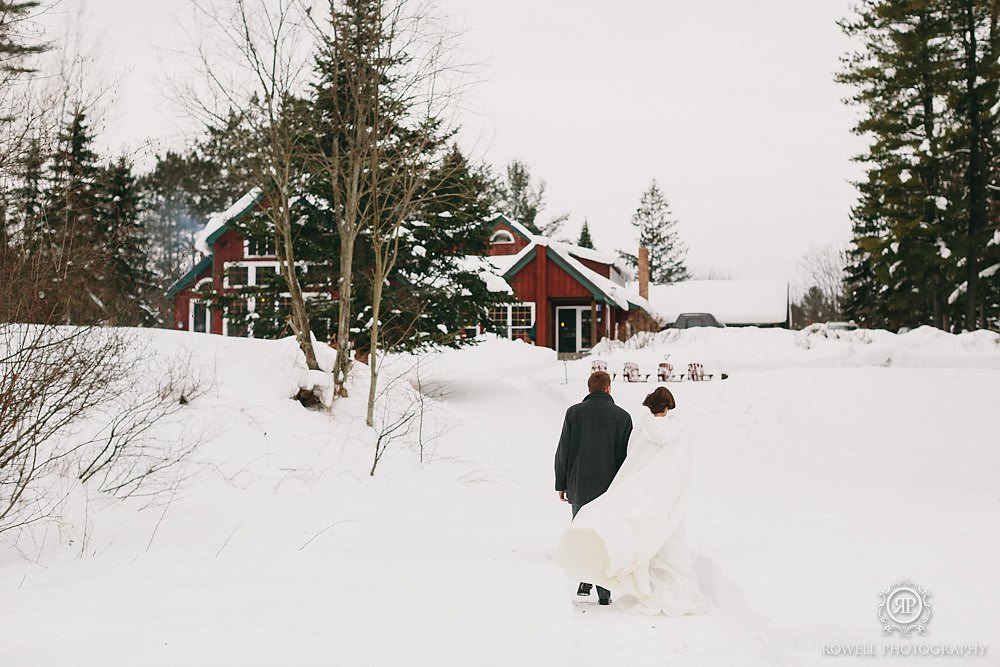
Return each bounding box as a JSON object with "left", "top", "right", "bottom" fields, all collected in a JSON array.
[{"left": 555, "top": 386, "right": 706, "bottom": 616}]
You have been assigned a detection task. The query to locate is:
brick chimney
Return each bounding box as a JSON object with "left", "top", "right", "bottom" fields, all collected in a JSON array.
[{"left": 638, "top": 246, "right": 650, "bottom": 300}]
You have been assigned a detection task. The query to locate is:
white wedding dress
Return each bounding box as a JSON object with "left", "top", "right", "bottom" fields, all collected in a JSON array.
[{"left": 555, "top": 412, "right": 706, "bottom": 616}]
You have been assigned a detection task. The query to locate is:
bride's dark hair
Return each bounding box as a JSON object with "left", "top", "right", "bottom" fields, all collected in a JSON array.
[{"left": 642, "top": 387, "right": 676, "bottom": 414}]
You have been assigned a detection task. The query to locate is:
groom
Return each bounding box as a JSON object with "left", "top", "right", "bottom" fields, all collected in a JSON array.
[{"left": 554, "top": 370, "right": 632, "bottom": 605}]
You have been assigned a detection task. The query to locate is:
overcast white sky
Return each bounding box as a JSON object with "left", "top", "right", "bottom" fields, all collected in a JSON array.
[{"left": 48, "top": 0, "right": 868, "bottom": 286}]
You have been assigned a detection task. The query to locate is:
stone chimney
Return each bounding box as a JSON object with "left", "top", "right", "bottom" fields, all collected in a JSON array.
[{"left": 638, "top": 246, "right": 650, "bottom": 300}]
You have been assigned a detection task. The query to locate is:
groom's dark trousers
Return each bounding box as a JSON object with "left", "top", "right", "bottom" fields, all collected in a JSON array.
[{"left": 571, "top": 503, "right": 611, "bottom": 602}]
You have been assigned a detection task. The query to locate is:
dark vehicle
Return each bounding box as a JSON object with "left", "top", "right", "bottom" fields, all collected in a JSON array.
[{"left": 670, "top": 313, "right": 724, "bottom": 329}]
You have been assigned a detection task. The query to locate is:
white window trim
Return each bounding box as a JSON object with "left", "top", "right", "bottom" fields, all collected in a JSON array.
[
  {"left": 491, "top": 301, "right": 535, "bottom": 339},
  {"left": 223, "top": 260, "right": 308, "bottom": 289},
  {"left": 229, "top": 291, "right": 324, "bottom": 338},
  {"left": 555, "top": 305, "right": 596, "bottom": 353},
  {"left": 243, "top": 238, "right": 277, "bottom": 258},
  {"left": 490, "top": 230, "right": 515, "bottom": 245},
  {"left": 189, "top": 277, "right": 213, "bottom": 333}
]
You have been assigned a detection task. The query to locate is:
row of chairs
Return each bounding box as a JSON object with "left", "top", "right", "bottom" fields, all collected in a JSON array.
[{"left": 591, "top": 360, "right": 712, "bottom": 383}]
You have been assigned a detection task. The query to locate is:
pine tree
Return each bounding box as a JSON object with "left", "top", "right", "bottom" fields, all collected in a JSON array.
[
  {"left": 620, "top": 180, "right": 689, "bottom": 284},
  {"left": 6, "top": 136, "right": 44, "bottom": 243},
  {"left": 838, "top": 0, "right": 1000, "bottom": 330},
  {"left": 97, "top": 156, "right": 157, "bottom": 324},
  {"left": 491, "top": 160, "right": 568, "bottom": 237},
  {"left": 577, "top": 219, "right": 594, "bottom": 249},
  {"left": 43, "top": 109, "right": 105, "bottom": 323},
  {"left": 0, "top": 2, "right": 47, "bottom": 78}
]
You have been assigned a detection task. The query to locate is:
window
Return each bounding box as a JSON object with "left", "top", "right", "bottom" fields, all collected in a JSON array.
[
  {"left": 227, "top": 265, "right": 249, "bottom": 288},
  {"left": 488, "top": 302, "right": 535, "bottom": 340},
  {"left": 490, "top": 230, "right": 515, "bottom": 244},
  {"left": 247, "top": 236, "right": 276, "bottom": 257},
  {"left": 254, "top": 266, "right": 278, "bottom": 285},
  {"left": 226, "top": 299, "right": 248, "bottom": 337}
]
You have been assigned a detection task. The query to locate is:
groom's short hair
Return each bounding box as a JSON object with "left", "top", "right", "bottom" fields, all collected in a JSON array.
[{"left": 588, "top": 371, "right": 612, "bottom": 393}]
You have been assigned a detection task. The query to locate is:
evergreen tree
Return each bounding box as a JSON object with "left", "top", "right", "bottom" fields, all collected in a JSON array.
[
  {"left": 6, "top": 136, "right": 44, "bottom": 243},
  {"left": 491, "top": 159, "right": 568, "bottom": 237},
  {"left": 0, "top": 1, "right": 47, "bottom": 80},
  {"left": 377, "top": 146, "right": 513, "bottom": 349},
  {"left": 838, "top": 0, "right": 1000, "bottom": 330},
  {"left": 97, "top": 156, "right": 157, "bottom": 324},
  {"left": 791, "top": 286, "right": 841, "bottom": 328},
  {"left": 140, "top": 110, "right": 260, "bottom": 285},
  {"left": 577, "top": 219, "right": 594, "bottom": 249},
  {"left": 620, "top": 180, "right": 689, "bottom": 283},
  {"left": 43, "top": 109, "right": 105, "bottom": 322}
]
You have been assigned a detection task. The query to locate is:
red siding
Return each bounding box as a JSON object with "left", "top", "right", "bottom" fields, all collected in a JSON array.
[{"left": 172, "top": 263, "right": 213, "bottom": 331}]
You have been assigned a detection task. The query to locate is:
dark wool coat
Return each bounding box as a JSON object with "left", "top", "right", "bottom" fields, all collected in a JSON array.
[{"left": 554, "top": 391, "right": 633, "bottom": 506}]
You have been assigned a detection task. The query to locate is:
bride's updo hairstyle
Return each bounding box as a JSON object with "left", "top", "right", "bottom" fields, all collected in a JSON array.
[{"left": 642, "top": 387, "right": 676, "bottom": 414}]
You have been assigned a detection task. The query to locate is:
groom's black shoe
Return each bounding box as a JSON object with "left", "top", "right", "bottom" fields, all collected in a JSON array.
[
  {"left": 598, "top": 596, "right": 612, "bottom": 606},
  {"left": 576, "top": 583, "right": 593, "bottom": 596}
]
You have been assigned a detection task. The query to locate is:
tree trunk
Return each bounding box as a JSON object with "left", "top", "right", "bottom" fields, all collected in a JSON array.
[
  {"left": 366, "top": 268, "right": 383, "bottom": 427},
  {"left": 963, "top": 1, "right": 987, "bottom": 330},
  {"left": 333, "top": 238, "right": 355, "bottom": 397},
  {"left": 275, "top": 204, "right": 319, "bottom": 371}
]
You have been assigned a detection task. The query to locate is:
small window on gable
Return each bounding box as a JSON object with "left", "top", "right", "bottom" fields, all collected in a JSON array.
[
  {"left": 490, "top": 230, "right": 515, "bottom": 245},
  {"left": 247, "top": 235, "right": 276, "bottom": 257}
]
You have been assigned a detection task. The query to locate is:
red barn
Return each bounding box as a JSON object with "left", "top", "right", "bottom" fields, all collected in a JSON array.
[{"left": 168, "top": 191, "right": 656, "bottom": 352}]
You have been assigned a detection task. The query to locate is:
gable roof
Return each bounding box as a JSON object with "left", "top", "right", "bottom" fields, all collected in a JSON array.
[
  {"left": 489, "top": 212, "right": 535, "bottom": 242},
  {"left": 193, "top": 187, "right": 264, "bottom": 256},
  {"left": 165, "top": 255, "right": 213, "bottom": 298},
  {"left": 498, "top": 238, "right": 650, "bottom": 313}
]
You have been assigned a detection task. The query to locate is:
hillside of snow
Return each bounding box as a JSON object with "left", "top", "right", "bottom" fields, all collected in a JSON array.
[{"left": 1, "top": 326, "right": 998, "bottom": 666}]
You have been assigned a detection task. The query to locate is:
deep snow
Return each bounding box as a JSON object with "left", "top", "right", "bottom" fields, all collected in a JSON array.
[{"left": 1, "top": 326, "right": 998, "bottom": 666}]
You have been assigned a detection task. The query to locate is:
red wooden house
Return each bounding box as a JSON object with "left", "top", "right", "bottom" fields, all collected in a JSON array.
[
  {"left": 168, "top": 190, "right": 656, "bottom": 352},
  {"left": 482, "top": 216, "right": 656, "bottom": 353},
  {"left": 167, "top": 188, "right": 292, "bottom": 336}
]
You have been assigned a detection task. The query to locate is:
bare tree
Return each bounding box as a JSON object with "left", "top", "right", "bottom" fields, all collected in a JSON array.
[
  {"left": 304, "top": 0, "right": 468, "bottom": 421},
  {"left": 797, "top": 243, "right": 848, "bottom": 317},
  {"left": 0, "top": 323, "right": 210, "bottom": 534},
  {"left": 305, "top": 0, "right": 464, "bottom": 401},
  {"left": 186, "top": 0, "right": 322, "bottom": 379}
]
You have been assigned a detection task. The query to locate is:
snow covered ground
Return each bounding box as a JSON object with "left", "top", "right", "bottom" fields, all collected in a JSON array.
[{"left": 1, "top": 326, "right": 998, "bottom": 666}]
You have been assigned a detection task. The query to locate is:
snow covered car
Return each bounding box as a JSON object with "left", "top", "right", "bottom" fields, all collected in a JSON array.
[{"left": 670, "top": 313, "right": 725, "bottom": 329}]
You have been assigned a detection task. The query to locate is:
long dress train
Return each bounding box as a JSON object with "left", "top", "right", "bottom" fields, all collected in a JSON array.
[{"left": 555, "top": 412, "right": 706, "bottom": 616}]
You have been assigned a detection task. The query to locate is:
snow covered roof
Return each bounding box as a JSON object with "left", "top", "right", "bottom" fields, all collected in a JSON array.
[
  {"left": 495, "top": 237, "right": 649, "bottom": 314},
  {"left": 548, "top": 241, "right": 632, "bottom": 310},
  {"left": 165, "top": 255, "right": 213, "bottom": 298},
  {"left": 193, "top": 187, "right": 264, "bottom": 256},
  {"left": 490, "top": 212, "right": 536, "bottom": 242},
  {"left": 645, "top": 280, "right": 790, "bottom": 326}
]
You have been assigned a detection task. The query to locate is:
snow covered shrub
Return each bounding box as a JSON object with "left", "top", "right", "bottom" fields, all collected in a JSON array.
[{"left": 0, "top": 325, "right": 209, "bottom": 535}]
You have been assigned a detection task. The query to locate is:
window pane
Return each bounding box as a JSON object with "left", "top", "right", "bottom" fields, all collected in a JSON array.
[
  {"left": 248, "top": 236, "right": 276, "bottom": 256},
  {"left": 228, "top": 266, "right": 248, "bottom": 287},
  {"left": 255, "top": 266, "right": 278, "bottom": 285},
  {"left": 511, "top": 306, "right": 533, "bottom": 327},
  {"left": 227, "top": 299, "right": 248, "bottom": 337}
]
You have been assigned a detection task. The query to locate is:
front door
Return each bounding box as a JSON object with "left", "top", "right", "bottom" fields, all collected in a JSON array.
[
  {"left": 191, "top": 302, "right": 209, "bottom": 333},
  {"left": 556, "top": 306, "right": 594, "bottom": 353},
  {"left": 557, "top": 307, "right": 577, "bottom": 353}
]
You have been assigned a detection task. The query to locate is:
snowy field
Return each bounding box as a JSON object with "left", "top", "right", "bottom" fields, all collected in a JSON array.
[{"left": 1, "top": 326, "right": 999, "bottom": 666}]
